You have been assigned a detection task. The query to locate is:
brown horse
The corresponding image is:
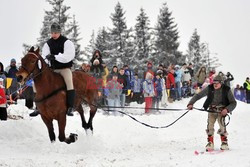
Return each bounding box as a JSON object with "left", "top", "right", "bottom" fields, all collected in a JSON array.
[{"left": 16, "top": 47, "right": 98, "bottom": 144}]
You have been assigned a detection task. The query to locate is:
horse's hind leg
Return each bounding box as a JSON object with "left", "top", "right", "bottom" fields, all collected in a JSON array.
[
  {"left": 41, "top": 116, "right": 55, "bottom": 142},
  {"left": 77, "top": 105, "right": 88, "bottom": 130},
  {"left": 87, "top": 106, "right": 97, "bottom": 131}
]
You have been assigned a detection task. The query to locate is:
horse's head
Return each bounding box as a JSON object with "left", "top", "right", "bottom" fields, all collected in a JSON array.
[{"left": 16, "top": 46, "right": 45, "bottom": 85}]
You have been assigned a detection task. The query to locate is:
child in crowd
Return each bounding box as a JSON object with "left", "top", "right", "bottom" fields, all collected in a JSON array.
[{"left": 0, "top": 78, "right": 7, "bottom": 120}]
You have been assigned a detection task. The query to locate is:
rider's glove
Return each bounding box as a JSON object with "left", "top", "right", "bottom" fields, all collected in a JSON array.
[{"left": 46, "top": 54, "right": 55, "bottom": 61}]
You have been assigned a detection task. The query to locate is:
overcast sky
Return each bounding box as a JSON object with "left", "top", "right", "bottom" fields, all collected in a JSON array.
[{"left": 0, "top": 0, "right": 249, "bottom": 85}]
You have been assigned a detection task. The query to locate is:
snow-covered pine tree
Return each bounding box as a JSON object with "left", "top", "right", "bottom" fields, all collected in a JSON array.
[
  {"left": 154, "top": 3, "right": 180, "bottom": 66},
  {"left": 37, "top": 0, "right": 71, "bottom": 50},
  {"left": 83, "top": 31, "right": 96, "bottom": 63},
  {"left": 134, "top": 8, "right": 152, "bottom": 69},
  {"left": 123, "top": 27, "right": 135, "bottom": 66},
  {"left": 23, "top": 0, "right": 84, "bottom": 69},
  {"left": 201, "top": 43, "right": 221, "bottom": 71},
  {"left": 109, "top": 2, "right": 128, "bottom": 66},
  {"left": 187, "top": 29, "right": 203, "bottom": 72},
  {"left": 95, "top": 27, "right": 112, "bottom": 65},
  {"left": 67, "top": 15, "right": 84, "bottom": 68}
]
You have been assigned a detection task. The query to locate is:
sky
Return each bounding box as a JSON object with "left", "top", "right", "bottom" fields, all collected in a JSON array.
[{"left": 0, "top": 0, "right": 249, "bottom": 85}]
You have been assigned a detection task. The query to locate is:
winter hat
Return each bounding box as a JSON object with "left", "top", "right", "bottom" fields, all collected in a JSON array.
[
  {"left": 11, "top": 58, "right": 16, "bottom": 63},
  {"left": 50, "top": 22, "right": 61, "bottom": 33},
  {"left": 93, "top": 59, "right": 100, "bottom": 65},
  {"left": 175, "top": 65, "right": 180, "bottom": 69},
  {"left": 147, "top": 61, "right": 152, "bottom": 66},
  {"left": 156, "top": 70, "right": 163, "bottom": 75},
  {"left": 0, "top": 78, "right": 3, "bottom": 82},
  {"left": 213, "top": 75, "right": 223, "bottom": 82}
]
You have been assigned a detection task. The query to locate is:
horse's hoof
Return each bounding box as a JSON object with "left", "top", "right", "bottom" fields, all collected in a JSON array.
[
  {"left": 69, "top": 133, "right": 78, "bottom": 142},
  {"left": 85, "top": 129, "right": 93, "bottom": 136}
]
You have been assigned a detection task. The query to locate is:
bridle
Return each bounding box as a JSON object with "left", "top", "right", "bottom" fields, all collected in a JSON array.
[{"left": 19, "top": 52, "right": 48, "bottom": 81}]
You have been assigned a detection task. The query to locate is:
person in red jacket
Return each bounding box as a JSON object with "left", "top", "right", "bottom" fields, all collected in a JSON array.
[
  {"left": 166, "top": 69, "right": 176, "bottom": 102},
  {"left": 0, "top": 78, "right": 7, "bottom": 120}
]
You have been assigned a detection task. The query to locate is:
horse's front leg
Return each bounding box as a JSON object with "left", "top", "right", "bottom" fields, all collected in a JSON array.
[
  {"left": 41, "top": 116, "right": 55, "bottom": 142},
  {"left": 57, "top": 113, "right": 78, "bottom": 144}
]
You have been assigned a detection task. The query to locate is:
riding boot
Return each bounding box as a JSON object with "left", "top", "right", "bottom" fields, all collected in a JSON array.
[
  {"left": 66, "top": 90, "right": 75, "bottom": 116},
  {"left": 220, "top": 135, "right": 229, "bottom": 150},
  {"left": 206, "top": 135, "right": 214, "bottom": 151},
  {"left": 29, "top": 107, "right": 40, "bottom": 117},
  {"left": 29, "top": 93, "right": 40, "bottom": 117}
]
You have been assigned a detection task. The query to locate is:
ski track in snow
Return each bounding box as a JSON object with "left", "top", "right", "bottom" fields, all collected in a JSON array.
[{"left": 0, "top": 98, "right": 250, "bottom": 167}]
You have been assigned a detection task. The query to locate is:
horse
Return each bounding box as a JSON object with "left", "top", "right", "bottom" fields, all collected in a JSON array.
[{"left": 16, "top": 47, "right": 99, "bottom": 144}]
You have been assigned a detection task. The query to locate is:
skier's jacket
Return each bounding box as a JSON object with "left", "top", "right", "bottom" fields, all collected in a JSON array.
[{"left": 188, "top": 84, "right": 237, "bottom": 113}]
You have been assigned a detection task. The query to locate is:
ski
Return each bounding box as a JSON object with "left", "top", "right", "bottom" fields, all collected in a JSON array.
[{"left": 194, "top": 149, "right": 225, "bottom": 155}]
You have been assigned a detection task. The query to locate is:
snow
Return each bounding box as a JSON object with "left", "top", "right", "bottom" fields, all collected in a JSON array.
[{"left": 0, "top": 98, "right": 250, "bottom": 167}]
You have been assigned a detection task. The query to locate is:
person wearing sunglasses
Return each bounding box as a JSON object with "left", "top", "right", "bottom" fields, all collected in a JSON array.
[{"left": 187, "top": 75, "right": 237, "bottom": 151}]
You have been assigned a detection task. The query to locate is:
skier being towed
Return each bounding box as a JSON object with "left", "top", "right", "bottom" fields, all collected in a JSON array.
[{"left": 187, "top": 75, "right": 237, "bottom": 151}]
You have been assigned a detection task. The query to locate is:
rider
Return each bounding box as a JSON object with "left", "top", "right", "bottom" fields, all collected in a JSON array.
[{"left": 29, "top": 22, "right": 75, "bottom": 117}]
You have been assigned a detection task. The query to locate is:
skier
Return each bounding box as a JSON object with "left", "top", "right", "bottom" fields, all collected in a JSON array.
[{"left": 187, "top": 75, "right": 237, "bottom": 151}]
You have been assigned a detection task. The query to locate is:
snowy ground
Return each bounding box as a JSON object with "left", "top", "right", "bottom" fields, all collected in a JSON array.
[{"left": 0, "top": 98, "right": 250, "bottom": 167}]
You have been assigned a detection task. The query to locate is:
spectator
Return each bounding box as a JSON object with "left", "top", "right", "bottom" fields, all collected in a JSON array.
[
  {"left": 234, "top": 84, "right": 244, "bottom": 102},
  {"left": 118, "top": 68, "right": 128, "bottom": 109},
  {"left": 195, "top": 66, "right": 207, "bottom": 88},
  {"left": 187, "top": 63, "right": 194, "bottom": 78},
  {"left": 0, "top": 62, "right": 6, "bottom": 88},
  {"left": 131, "top": 73, "right": 143, "bottom": 104},
  {"left": 0, "top": 78, "right": 7, "bottom": 121},
  {"left": 5, "top": 58, "right": 19, "bottom": 103},
  {"left": 101, "top": 63, "right": 109, "bottom": 106},
  {"left": 201, "top": 78, "right": 210, "bottom": 90},
  {"left": 174, "top": 65, "right": 182, "bottom": 101},
  {"left": 105, "top": 73, "right": 122, "bottom": 115},
  {"left": 166, "top": 68, "right": 176, "bottom": 103},
  {"left": 154, "top": 73, "right": 162, "bottom": 112},
  {"left": 0, "top": 62, "right": 6, "bottom": 80},
  {"left": 108, "top": 66, "right": 119, "bottom": 80},
  {"left": 224, "top": 72, "right": 234, "bottom": 87},
  {"left": 144, "top": 61, "right": 154, "bottom": 79},
  {"left": 143, "top": 72, "right": 155, "bottom": 113},
  {"left": 208, "top": 68, "right": 216, "bottom": 84},
  {"left": 81, "top": 63, "right": 90, "bottom": 72},
  {"left": 90, "top": 50, "right": 104, "bottom": 78},
  {"left": 124, "top": 65, "right": 134, "bottom": 104},
  {"left": 243, "top": 77, "right": 250, "bottom": 103},
  {"left": 158, "top": 70, "right": 168, "bottom": 107},
  {"left": 181, "top": 63, "right": 191, "bottom": 98}
]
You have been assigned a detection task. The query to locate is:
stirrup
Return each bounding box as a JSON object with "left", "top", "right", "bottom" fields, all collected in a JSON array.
[
  {"left": 67, "top": 107, "right": 74, "bottom": 116},
  {"left": 29, "top": 110, "right": 40, "bottom": 117}
]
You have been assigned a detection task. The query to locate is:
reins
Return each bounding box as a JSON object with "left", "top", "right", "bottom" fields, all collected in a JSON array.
[{"left": 82, "top": 97, "right": 230, "bottom": 128}]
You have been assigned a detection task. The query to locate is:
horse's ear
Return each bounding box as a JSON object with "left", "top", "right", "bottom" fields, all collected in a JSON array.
[
  {"left": 29, "top": 46, "right": 34, "bottom": 52},
  {"left": 35, "top": 47, "right": 40, "bottom": 54}
]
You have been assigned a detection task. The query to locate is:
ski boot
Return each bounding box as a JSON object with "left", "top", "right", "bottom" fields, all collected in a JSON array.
[
  {"left": 220, "top": 135, "right": 229, "bottom": 150},
  {"left": 206, "top": 135, "right": 214, "bottom": 151}
]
